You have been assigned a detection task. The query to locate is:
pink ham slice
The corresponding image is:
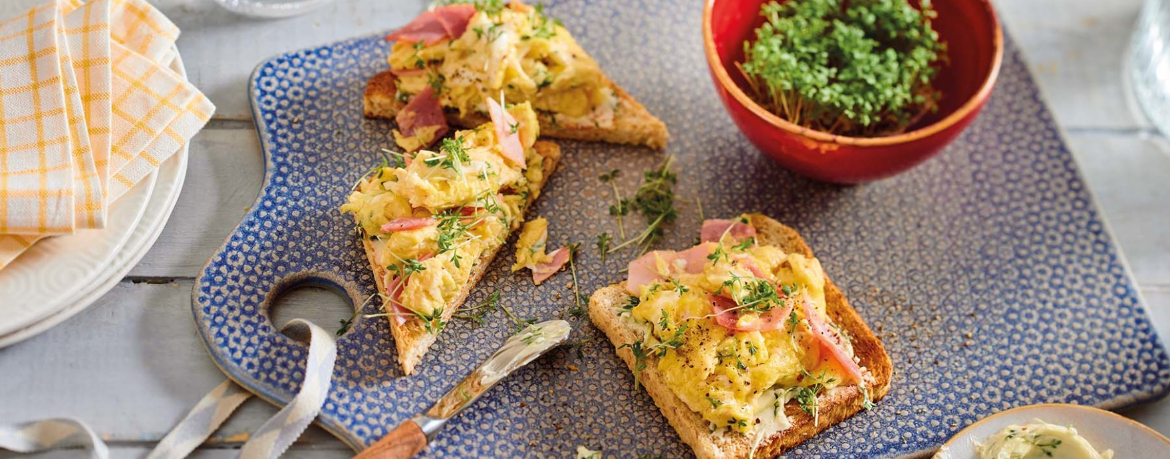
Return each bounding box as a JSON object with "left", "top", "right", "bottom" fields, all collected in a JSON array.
[
  {"left": 486, "top": 97, "right": 526, "bottom": 168},
  {"left": 433, "top": 4, "right": 476, "bottom": 37},
  {"left": 396, "top": 86, "right": 449, "bottom": 142},
  {"left": 700, "top": 219, "right": 757, "bottom": 244},
  {"left": 625, "top": 243, "right": 717, "bottom": 295},
  {"left": 801, "top": 300, "right": 865, "bottom": 384},
  {"left": 380, "top": 217, "right": 437, "bottom": 233},
  {"left": 736, "top": 255, "right": 768, "bottom": 279},
  {"left": 677, "top": 242, "right": 716, "bottom": 274},
  {"left": 385, "top": 4, "right": 476, "bottom": 45},
  {"left": 626, "top": 250, "right": 670, "bottom": 295},
  {"left": 708, "top": 294, "right": 792, "bottom": 332},
  {"left": 532, "top": 247, "right": 570, "bottom": 285},
  {"left": 386, "top": 276, "right": 409, "bottom": 326}
]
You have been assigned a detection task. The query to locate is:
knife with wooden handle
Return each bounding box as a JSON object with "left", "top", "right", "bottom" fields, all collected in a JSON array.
[{"left": 352, "top": 320, "right": 572, "bottom": 459}]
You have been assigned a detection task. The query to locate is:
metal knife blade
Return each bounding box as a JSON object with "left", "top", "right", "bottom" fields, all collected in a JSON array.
[{"left": 414, "top": 320, "right": 572, "bottom": 438}]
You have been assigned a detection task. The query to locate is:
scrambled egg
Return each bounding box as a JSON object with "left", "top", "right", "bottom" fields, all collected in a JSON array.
[
  {"left": 512, "top": 217, "right": 552, "bottom": 271},
  {"left": 341, "top": 102, "right": 544, "bottom": 329},
  {"left": 388, "top": 2, "right": 618, "bottom": 128},
  {"left": 624, "top": 217, "right": 854, "bottom": 435},
  {"left": 393, "top": 124, "right": 444, "bottom": 153}
]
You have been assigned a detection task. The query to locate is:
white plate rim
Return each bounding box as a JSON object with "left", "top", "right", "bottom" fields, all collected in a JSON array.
[
  {"left": 0, "top": 155, "right": 184, "bottom": 346},
  {"left": 0, "top": 168, "right": 156, "bottom": 337},
  {"left": 937, "top": 403, "right": 1170, "bottom": 457},
  {"left": 0, "top": 49, "right": 191, "bottom": 346}
]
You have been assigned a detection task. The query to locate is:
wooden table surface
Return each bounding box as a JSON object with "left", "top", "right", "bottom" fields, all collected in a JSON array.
[{"left": 2, "top": 0, "right": 1168, "bottom": 458}]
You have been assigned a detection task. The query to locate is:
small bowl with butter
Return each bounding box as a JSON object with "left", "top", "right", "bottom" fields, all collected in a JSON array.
[{"left": 936, "top": 403, "right": 1169, "bottom": 458}]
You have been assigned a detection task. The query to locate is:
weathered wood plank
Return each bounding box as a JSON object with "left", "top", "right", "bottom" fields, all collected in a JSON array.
[
  {"left": 0, "top": 281, "right": 357, "bottom": 447},
  {"left": 1065, "top": 133, "right": 1170, "bottom": 287},
  {"left": 995, "top": 0, "right": 1151, "bottom": 130},
  {"left": 159, "top": 0, "right": 427, "bottom": 121},
  {"left": 127, "top": 129, "right": 265, "bottom": 278}
]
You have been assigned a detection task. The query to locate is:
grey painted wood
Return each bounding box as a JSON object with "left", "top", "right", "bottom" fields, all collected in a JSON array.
[
  {"left": 127, "top": 129, "right": 265, "bottom": 279},
  {"left": 159, "top": 0, "right": 429, "bottom": 121},
  {"left": 1, "top": 0, "right": 1169, "bottom": 456},
  {"left": 0, "top": 281, "right": 354, "bottom": 446},
  {"left": 996, "top": 0, "right": 1153, "bottom": 131},
  {"left": 1066, "top": 133, "right": 1170, "bottom": 287}
]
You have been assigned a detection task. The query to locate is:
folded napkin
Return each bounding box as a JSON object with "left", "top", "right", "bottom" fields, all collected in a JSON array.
[{"left": 0, "top": 0, "right": 213, "bottom": 269}]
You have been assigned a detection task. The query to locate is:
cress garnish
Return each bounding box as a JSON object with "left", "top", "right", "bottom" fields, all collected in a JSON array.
[
  {"left": 607, "top": 156, "right": 679, "bottom": 254},
  {"left": 738, "top": 0, "right": 947, "bottom": 137},
  {"left": 453, "top": 290, "right": 501, "bottom": 325}
]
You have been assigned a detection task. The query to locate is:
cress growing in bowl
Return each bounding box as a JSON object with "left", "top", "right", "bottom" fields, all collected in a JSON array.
[
  {"left": 738, "top": 0, "right": 947, "bottom": 138},
  {"left": 703, "top": 0, "right": 1003, "bottom": 183}
]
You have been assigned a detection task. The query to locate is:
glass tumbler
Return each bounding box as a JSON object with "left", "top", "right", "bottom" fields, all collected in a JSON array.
[
  {"left": 212, "top": 0, "right": 335, "bottom": 18},
  {"left": 1130, "top": 0, "right": 1170, "bottom": 136}
]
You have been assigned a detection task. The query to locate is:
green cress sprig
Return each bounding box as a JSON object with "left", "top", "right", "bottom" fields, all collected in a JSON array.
[
  {"left": 793, "top": 368, "right": 837, "bottom": 426},
  {"left": 739, "top": 0, "right": 946, "bottom": 137},
  {"left": 607, "top": 156, "right": 679, "bottom": 255},
  {"left": 598, "top": 169, "right": 628, "bottom": 241},
  {"left": 566, "top": 243, "right": 587, "bottom": 317},
  {"left": 453, "top": 290, "right": 501, "bottom": 325}
]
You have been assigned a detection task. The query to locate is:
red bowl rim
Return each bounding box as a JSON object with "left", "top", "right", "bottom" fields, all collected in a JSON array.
[{"left": 702, "top": 0, "right": 1005, "bottom": 147}]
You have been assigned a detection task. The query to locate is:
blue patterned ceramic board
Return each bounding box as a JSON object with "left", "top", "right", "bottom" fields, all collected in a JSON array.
[{"left": 192, "top": 0, "right": 1170, "bottom": 457}]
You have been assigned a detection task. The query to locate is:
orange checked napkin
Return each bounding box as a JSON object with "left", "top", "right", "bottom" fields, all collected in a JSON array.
[{"left": 0, "top": 0, "right": 213, "bottom": 269}]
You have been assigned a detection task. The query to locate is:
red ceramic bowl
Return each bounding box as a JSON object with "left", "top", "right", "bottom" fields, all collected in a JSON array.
[{"left": 703, "top": 0, "right": 1004, "bottom": 183}]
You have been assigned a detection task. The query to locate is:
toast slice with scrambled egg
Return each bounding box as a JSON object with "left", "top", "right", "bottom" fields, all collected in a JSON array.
[
  {"left": 343, "top": 101, "right": 560, "bottom": 375},
  {"left": 588, "top": 214, "right": 892, "bottom": 459},
  {"left": 363, "top": 1, "right": 669, "bottom": 149}
]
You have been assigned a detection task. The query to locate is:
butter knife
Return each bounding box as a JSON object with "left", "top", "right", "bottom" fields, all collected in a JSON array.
[{"left": 352, "top": 320, "right": 572, "bottom": 459}]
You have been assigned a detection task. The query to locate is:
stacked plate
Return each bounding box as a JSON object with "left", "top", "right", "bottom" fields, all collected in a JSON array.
[{"left": 0, "top": 48, "right": 191, "bottom": 348}]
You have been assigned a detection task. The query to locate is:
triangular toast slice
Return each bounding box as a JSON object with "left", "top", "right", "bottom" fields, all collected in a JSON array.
[
  {"left": 345, "top": 103, "right": 561, "bottom": 375},
  {"left": 364, "top": 1, "right": 668, "bottom": 149},
  {"left": 365, "top": 142, "right": 558, "bottom": 374},
  {"left": 588, "top": 214, "right": 893, "bottom": 459}
]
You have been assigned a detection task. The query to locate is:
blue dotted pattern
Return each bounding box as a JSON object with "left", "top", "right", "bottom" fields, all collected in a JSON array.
[{"left": 193, "top": 1, "right": 1170, "bottom": 457}]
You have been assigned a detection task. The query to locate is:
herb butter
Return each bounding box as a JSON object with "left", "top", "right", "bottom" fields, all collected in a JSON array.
[{"left": 977, "top": 419, "right": 1114, "bottom": 459}]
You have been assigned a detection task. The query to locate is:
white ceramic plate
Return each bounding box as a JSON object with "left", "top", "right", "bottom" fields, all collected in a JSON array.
[
  {"left": 937, "top": 403, "right": 1170, "bottom": 458},
  {"left": 0, "top": 49, "right": 191, "bottom": 346}
]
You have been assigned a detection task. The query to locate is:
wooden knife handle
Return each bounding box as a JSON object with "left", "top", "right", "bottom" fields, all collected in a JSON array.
[{"left": 352, "top": 420, "right": 428, "bottom": 459}]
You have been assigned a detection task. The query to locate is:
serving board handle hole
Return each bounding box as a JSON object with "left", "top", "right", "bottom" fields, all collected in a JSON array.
[{"left": 263, "top": 272, "right": 367, "bottom": 340}]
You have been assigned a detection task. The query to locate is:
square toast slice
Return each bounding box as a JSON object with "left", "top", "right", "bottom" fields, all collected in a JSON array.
[{"left": 588, "top": 214, "right": 893, "bottom": 459}]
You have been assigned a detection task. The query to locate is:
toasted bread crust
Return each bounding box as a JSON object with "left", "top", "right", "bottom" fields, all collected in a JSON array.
[
  {"left": 359, "top": 141, "right": 562, "bottom": 375},
  {"left": 362, "top": 71, "right": 406, "bottom": 119},
  {"left": 363, "top": 70, "right": 668, "bottom": 149},
  {"left": 588, "top": 214, "right": 893, "bottom": 459}
]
